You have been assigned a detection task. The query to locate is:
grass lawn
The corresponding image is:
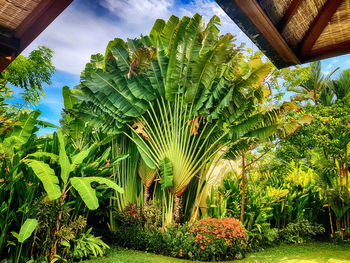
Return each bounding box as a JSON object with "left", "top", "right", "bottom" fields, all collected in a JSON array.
[{"left": 84, "top": 242, "right": 350, "bottom": 263}]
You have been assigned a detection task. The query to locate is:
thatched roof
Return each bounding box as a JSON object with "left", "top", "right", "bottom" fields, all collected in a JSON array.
[
  {"left": 0, "top": 0, "right": 73, "bottom": 71},
  {"left": 216, "top": 0, "right": 350, "bottom": 68}
]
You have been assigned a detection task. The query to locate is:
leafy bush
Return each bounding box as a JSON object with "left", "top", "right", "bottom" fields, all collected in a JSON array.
[
  {"left": 111, "top": 204, "right": 165, "bottom": 253},
  {"left": 143, "top": 200, "right": 162, "bottom": 229},
  {"left": 164, "top": 217, "right": 247, "bottom": 261},
  {"left": 70, "top": 228, "right": 110, "bottom": 260},
  {"left": 111, "top": 225, "right": 165, "bottom": 253},
  {"left": 278, "top": 219, "right": 325, "bottom": 244},
  {"left": 248, "top": 223, "right": 279, "bottom": 250},
  {"left": 113, "top": 203, "right": 144, "bottom": 227}
]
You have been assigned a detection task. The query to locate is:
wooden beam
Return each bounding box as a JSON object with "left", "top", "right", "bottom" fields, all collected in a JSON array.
[
  {"left": 235, "top": 0, "right": 300, "bottom": 64},
  {"left": 15, "top": 0, "right": 73, "bottom": 52},
  {"left": 303, "top": 40, "right": 350, "bottom": 63},
  {"left": 299, "top": 0, "right": 342, "bottom": 58},
  {"left": 0, "top": 53, "right": 16, "bottom": 72},
  {"left": 0, "top": 35, "right": 20, "bottom": 51},
  {"left": 276, "top": 0, "right": 303, "bottom": 32}
]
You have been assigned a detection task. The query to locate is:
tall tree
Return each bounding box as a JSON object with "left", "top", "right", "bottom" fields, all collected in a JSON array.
[
  {"left": 73, "top": 14, "right": 302, "bottom": 222},
  {"left": 0, "top": 46, "right": 55, "bottom": 134}
]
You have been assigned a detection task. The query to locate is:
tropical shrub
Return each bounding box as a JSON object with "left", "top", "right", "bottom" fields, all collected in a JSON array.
[
  {"left": 70, "top": 228, "right": 110, "bottom": 260},
  {"left": 213, "top": 163, "right": 327, "bottom": 250},
  {"left": 164, "top": 217, "right": 247, "bottom": 261},
  {"left": 112, "top": 225, "right": 165, "bottom": 253},
  {"left": 0, "top": 111, "right": 58, "bottom": 262},
  {"left": 111, "top": 203, "right": 165, "bottom": 253},
  {"left": 143, "top": 200, "right": 162, "bottom": 229},
  {"left": 278, "top": 219, "right": 325, "bottom": 244},
  {"left": 249, "top": 223, "right": 279, "bottom": 250}
]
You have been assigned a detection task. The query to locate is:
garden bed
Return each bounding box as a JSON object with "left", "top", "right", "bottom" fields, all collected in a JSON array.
[{"left": 84, "top": 242, "right": 350, "bottom": 263}]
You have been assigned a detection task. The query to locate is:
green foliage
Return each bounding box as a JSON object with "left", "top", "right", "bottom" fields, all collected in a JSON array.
[
  {"left": 71, "top": 177, "right": 123, "bottom": 210},
  {"left": 1, "top": 109, "right": 41, "bottom": 149},
  {"left": 159, "top": 157, "right": 174, "bottom": 190},
  {"left": 73, "top": 13, "right": 303, "bottom": 228},
  {"left": 278, "top": 220, "right": 325, "bottom": 244},
  {"left": 217, "top": 162, "right": 324, "bottom": 249},
  {"left": 17, "top": 219, "right": 38, "bottom": 243},
  {"left": 112, "top": 205, "right": 165, "bottom": 253},
  {"left": 143, "top": 200, "right": 162, "bottom": 228},
  {"left": 0, "top": 46, "right": 55, "bottom": 131},
  {"left": 70, "top": 228, "right": 110, "bottom": 260},
  {"left": 289, "top": 61, "right": 338, "bottom": 105},
  {"left": 112, "top": 225, "right": 165, "bottom": 253},
  {"left": 23, "top": 159, "right": 61, "bottom": 200},
  {"left": 23, "top": 128, "right": 124, "bottom": 210},
  {"left": 206, "top": 187, "right": 227, "bottom": 219}
]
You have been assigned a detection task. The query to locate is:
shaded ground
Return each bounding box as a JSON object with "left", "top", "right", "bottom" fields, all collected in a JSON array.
[{"left": 84, "top": 242, "right": 350, "bottom": 263}]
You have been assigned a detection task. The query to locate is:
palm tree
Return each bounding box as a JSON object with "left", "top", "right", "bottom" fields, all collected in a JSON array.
[
  {"left": 329, "top": 69, "right": 350, "bottom": 101},
  {"left": 73, "top": 14, "right": 282, "bottom": 222},
  {"left": 290, "top": 61, "right": 338, "bottom": 105}
]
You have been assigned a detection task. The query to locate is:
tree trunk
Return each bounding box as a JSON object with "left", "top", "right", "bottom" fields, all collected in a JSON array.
[
  {"left": 144, "top": 184, "right": 150, "bottom": 209},
  {"left": 49, "top": 209, "right": 62, "bottom": 261},
  {"left": 174, "top": 195, "right": 182, "bottom": 223},
  {"left": 326, "top": 190, "right": 334, "bottom": 238},
  {"left": 49, "top": 187, "right": 68, "bottom": 261},
  {"left": 240, "top": 153, "right": 246, "bottom": 223}
]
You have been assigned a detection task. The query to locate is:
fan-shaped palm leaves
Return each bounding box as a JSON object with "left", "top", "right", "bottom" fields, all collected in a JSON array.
[
  {"left": 75, "top": 14, "right": 278, "bottom": 222},
  {"left": 290, "top": 61, "right": 338, "bottom": 105},
  {"left": 329, "top": 69, "right": 350, "bottom": 101}
]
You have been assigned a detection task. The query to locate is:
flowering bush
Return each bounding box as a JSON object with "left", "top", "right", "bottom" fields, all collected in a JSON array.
[{"left": 164, "top": 217, "right": 247, "bottom": 261}]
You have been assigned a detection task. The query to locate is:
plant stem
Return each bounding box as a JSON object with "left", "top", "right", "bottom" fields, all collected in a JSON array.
[
  {"left": 16, "top": 243, "right": 23, "bottom": 263},
  {"left": 240, "top": 153, "right": 246, "bottom": 223}
]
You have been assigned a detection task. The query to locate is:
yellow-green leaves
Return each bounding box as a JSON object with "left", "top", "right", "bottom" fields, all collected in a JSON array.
[
  {"left": 159, "top": 157, "right": 174, "bottom": 190},
  {"left": 57, "top": 129, "right": 70, "bottom": 185},
  {"left": 70, "top": 177, "right": 123, "bottom": 210},
  {"left": 23, "top": 159, "right": 61, "bottom": 200},
  {"left": 17, "top": 219, "right": 38, "bottom": 243},
  {"left": 70, "top": 143, "right": 98, "bottom": 172},
  {"left": 3, "top": 110, "right": 41, "bottom": 151}
]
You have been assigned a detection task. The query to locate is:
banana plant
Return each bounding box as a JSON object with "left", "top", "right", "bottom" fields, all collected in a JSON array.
[
  {"left": 23, "top": 128, "right": 125, "bottom": 209},
  {"left": 22, "top": 129, "right": 125, "bottom": 261},
  {"left": 0, "top": 110, "right": 58, "bottom": 260}
]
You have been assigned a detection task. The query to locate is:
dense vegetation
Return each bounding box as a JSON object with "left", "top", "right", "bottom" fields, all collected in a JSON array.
[{"left": 1, "top": 14, "right": 349, "bottom": 263}]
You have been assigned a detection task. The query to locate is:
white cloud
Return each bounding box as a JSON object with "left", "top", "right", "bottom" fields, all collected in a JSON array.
[
  {"left": 38, "top": 117, "right": 50, "bottom": 122},
  {"left": 23, "top": 0, "right": 175, "bottom": 75},
  {"left": 23, "top": 7, "right": 121, "bottom": 74},
  {"left": 23, "top": 0, "right": 255, "bottom": 75},
  {"left": 101, "top": 0, "right": 173, "bottom": 24}
]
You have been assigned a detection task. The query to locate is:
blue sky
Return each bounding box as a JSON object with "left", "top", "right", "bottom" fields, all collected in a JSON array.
[{"left": 18, "top": 0, "right": 350, "bottom": 135}]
